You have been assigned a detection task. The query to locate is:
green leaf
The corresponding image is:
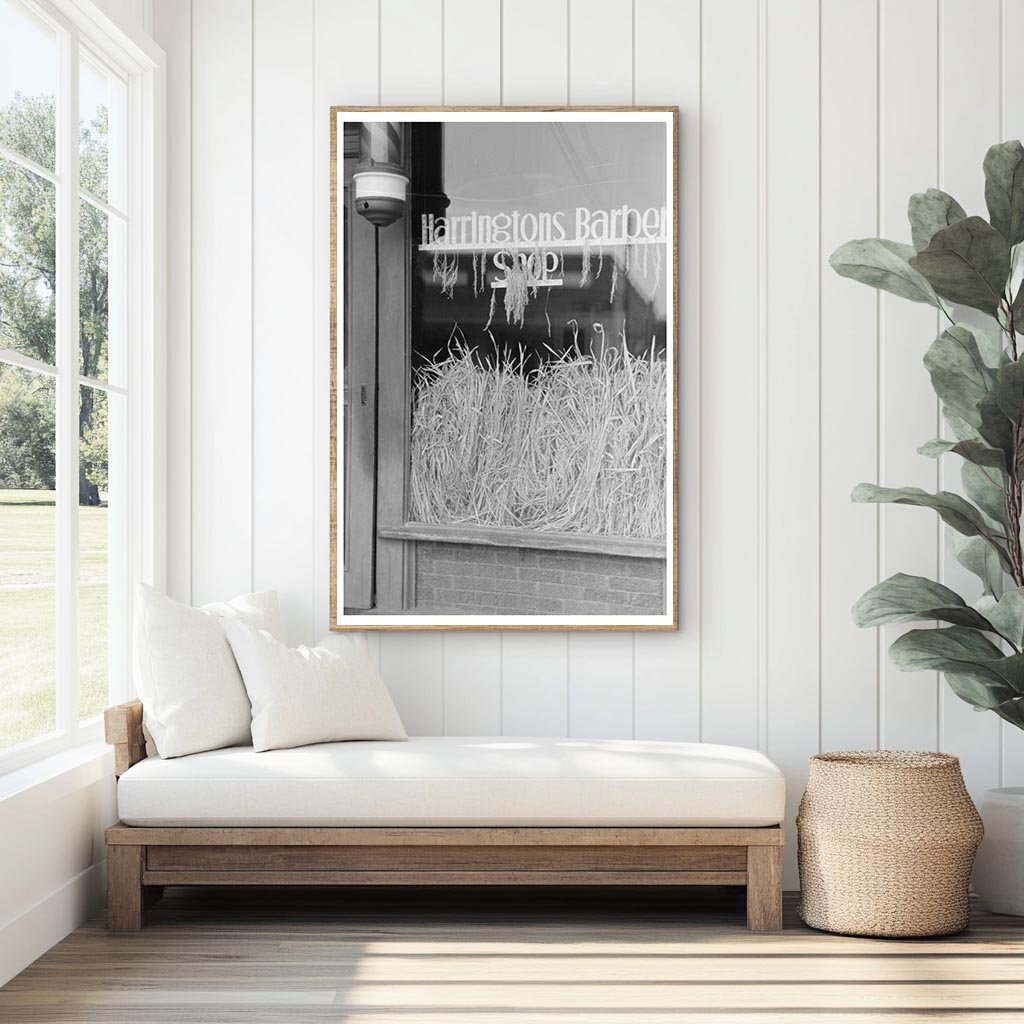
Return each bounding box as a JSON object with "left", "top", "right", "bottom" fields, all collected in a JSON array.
[
  {"left": 852, "top": 573, "right": 994, "bottom": 630},
  {"left": 830, "top": 238, "right": 942, "bottom": 307},
  {"left": 890, "top": 624, "right": 1004, "bottom": 669},
  {"left": 923, "top": 325, "right": 997, "bottom": 428},
  {"left": 851, "top": 483, "right": 1011, "bottom": 565},
  {"left": 908, "top": 188, "right": 968, "bottom": 251},
  {"left": 918, "top": 437, "right": 1007, "bottom": 470},
  {"left": 978, "top": 391, "right": 1016, "bottom": 458},
  {"left": 984, "top": 140, "right": 1024, "bottom": 246},
  {"left": 1012, "top": 278, "right": 1024, "bottom": 325},
  {"left": 984, "top": 687, "right": 1024, "bottom": 728},
  {"left": 993, "top": 357, "right": 1024, "bottom": 423},
  {"left": 967, "top": 322, "right": 1011, "bottom": 368},
  {"left": 977, "top": 589, "right": 1024, "bottom": 649},
  {"left": 889, "top": 627, "right": 1024, "bottom": 707},
  {"left": 951, "top": 533, "right": 1004, "bottom": 596},
  {"left": 909, "top": 216, "right": 1011, "bottom": 314},
  {"left": 1009, "top": 242, "right": 1024, "bottom": 317},
  {"left": 962, "top": 461, "right": 1009, "bottom": 527},
  {"left": 944, "top": 671, "right": 1023, "bottom": 714},
  {"left": 942, "top": 407, "right": 982, "bottom": 442}
]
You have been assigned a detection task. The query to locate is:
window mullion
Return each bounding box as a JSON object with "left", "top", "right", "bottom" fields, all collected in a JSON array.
[{"left": 55, "top": 25, "right": 81, "bottom": 734}]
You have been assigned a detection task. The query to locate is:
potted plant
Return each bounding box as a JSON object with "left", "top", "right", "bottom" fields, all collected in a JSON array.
[{"left": 832, "top": 140, "right": 1024, "bottom": 914}]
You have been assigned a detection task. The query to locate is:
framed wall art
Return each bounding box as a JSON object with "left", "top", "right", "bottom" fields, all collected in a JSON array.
[{"left": 330, "top": 107, "right": 678, "bottom": 630}]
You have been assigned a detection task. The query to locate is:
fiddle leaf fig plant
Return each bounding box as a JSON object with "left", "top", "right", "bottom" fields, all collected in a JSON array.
[{"left": 832, "top": 140, "right": 1024, "bottom": 731}]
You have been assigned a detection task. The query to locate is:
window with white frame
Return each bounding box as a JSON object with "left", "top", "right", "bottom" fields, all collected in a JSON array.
[{"left": 0, "top": 0, "right": 153, "bottom": 769}]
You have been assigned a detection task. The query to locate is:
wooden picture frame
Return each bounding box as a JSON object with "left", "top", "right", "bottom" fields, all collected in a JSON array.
[{"left": 330, "top": 107, "right": 679, "bottom": 631}]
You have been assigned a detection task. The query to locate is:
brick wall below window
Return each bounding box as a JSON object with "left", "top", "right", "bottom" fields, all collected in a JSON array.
[{"left": 414, "top": 542, "right": 665, "bottom": 616}]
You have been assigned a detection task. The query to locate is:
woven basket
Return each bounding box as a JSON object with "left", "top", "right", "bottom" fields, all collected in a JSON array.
[{"left": 797, "top": 751, "right": 983, "bottom": 937}]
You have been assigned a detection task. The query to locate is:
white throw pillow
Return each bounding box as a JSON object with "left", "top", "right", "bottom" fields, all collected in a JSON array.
[
  {"left": 133, "top": 584, "right": 283, "bottom": 758},
  {"left": 223, "top": 622, "right": 407, "bottom": 752}
]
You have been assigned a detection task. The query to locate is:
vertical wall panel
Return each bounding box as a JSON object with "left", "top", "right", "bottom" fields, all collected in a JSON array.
[
  {"left": 699, "top": 0, "right": 761, "bottom": 749},
  {"left": 764, "top": 0, "right": 821, "bottom": 882},
  {"left": 1001, "top": 0, "right": 1024, "bottom": 786},
  {"left": 568, "top": 635, "right": 634, "bottom": 739},
  {"left": 376, "top": 0, "right": 447, "bottom": 720},
  {"left": 819, "top": 0, "right": 879, "bottom": 753},
  {"left": 502, "top": 0, "right": 568, "bottom": 103},
  {"left": 312, "top": 0, "right": 380, "bottom": 646},
  {"left": 439, "top": 0, "right": 504, "bottom": 734},
  {"left": 563, "top": 0, "right": 636, "bottom": 740},
  {"left": 568, "top": 0, "right": 632, "bottom": 103},
  {"left": 381, "top": 0, "right": 443, "bottom": 104},
  {"left": 496, "top": 0, "right": 572, "bottom": 736},
  {"left": 189, "top": 0, "right": 253, "bottom": 605},
  {"left": 502, "top": 633, "right": 568, "bottom": 736},
  {"left": 380, "top": 633, "right": 445, "bottom": 734},
  {"left": 153, "top": 0, "right": 191, "bottom": 604},
  {"left": 878, "top": 0, "right": 941, "bottom": 751},
  {"left": 444, "top": 638, "right": 502, "bottom": 734},
  {"left": 632, "top": 0, "right": 701, "bottom": 742},
  {"left": 938, "top": 0, "right": 1002, "bottom": 795},
  {"left": 443, "top": 0, "right": 501, "bottom": 105},
  {"left": 253, "top": 0, "right": 316, "bottom": 645}
]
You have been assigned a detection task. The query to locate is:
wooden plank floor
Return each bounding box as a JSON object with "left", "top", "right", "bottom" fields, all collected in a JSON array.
[{"left": 3, "top": 885, "right": 1024, "bottom": 1022}]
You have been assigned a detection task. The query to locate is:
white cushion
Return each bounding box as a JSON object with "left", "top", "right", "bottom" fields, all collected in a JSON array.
[
  {"left": 133, "top": 585, "right": 283, "bottom": 759},
  {"left": 223, "top": 622, "right": 407, "bottom": 752},
  {"left": 116, "top": 736, "right": 786, "bottom": 827}
]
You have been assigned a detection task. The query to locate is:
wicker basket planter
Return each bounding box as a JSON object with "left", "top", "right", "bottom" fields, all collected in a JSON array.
[{"left": 797, "top": 751, "right": 983, "bottom": 938}]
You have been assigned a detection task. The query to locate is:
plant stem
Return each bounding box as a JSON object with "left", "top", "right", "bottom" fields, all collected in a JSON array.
[
  {"left": 1007, "top": 302, "right": 1020, "bottom": 362},
  {"left": 1005, "top": 306, "right": 1024, "bottom": 587}
]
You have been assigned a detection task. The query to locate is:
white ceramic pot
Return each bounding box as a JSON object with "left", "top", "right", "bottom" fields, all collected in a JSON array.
[{"left": 973, "top": 787, "right": 1024, "bottom": 916}]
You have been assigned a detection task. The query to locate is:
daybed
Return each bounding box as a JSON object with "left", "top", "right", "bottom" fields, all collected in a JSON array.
[{"left": 104, "top": 699, "right": 786, "bottom": 931}]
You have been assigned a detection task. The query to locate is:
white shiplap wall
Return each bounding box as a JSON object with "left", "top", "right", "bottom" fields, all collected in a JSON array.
[{"left": 153, "top": 0, "right": 1024, "bottom": 883}]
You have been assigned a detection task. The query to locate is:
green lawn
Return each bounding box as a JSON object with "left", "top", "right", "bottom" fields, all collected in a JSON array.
[{"left": 0, "top": 489, "right": 109, "bottom": 750}]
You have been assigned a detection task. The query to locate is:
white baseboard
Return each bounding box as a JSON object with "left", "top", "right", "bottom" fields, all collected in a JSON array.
[{"left": 0, "top": 859, "right": 107, "bottom": 987}]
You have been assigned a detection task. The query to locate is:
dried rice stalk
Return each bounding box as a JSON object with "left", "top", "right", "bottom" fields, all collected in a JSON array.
[
  {"left": 567, "top": 318, "right": 580, "bottom": 353},
  {"left": 409, "top": 333, "right": 667, "bottom": 540},
  {"left": 485, "top": 285, "right": 497, "bottom": 330},
  {"left": 503, "top": 252, "right": 530, "bottom": 327},
  {"left": 432, "top": 249, "right": 459, "bottom": 299},
  {"left": 580, "top": 241, "right": 592, "bottom": 287}
]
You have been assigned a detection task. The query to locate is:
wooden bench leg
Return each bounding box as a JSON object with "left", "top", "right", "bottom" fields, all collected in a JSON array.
[
  {"left": 108, "top": 845, "right": 145, "bottom": 932},
  {"left": 746, "top": 845, "right": 783, "bottom": 932}
]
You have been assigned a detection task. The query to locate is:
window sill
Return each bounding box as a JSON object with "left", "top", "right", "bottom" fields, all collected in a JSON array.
[
  {"left": 0, "top": 739, "right": 113, "bottom": 815},
  {"left": 378, "top": 522, "right": 667, "bottom": 560}
]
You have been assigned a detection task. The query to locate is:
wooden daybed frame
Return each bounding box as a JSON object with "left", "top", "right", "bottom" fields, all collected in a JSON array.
[{"left": 104, "top": 700, "right": 784, "bottom": 932}]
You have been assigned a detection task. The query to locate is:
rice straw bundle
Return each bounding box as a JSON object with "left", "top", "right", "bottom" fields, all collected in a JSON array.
[
  {"left": 503, "top": 254, "right": 532, "bottom": 327},
  {"left": 409, "top": 336, "right": 667, "bottom": 540}
]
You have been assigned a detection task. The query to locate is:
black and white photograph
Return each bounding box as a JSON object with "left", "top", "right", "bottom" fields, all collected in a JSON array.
[{"left": 331, "top": 109, "right": 677, "bottom": 629}]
